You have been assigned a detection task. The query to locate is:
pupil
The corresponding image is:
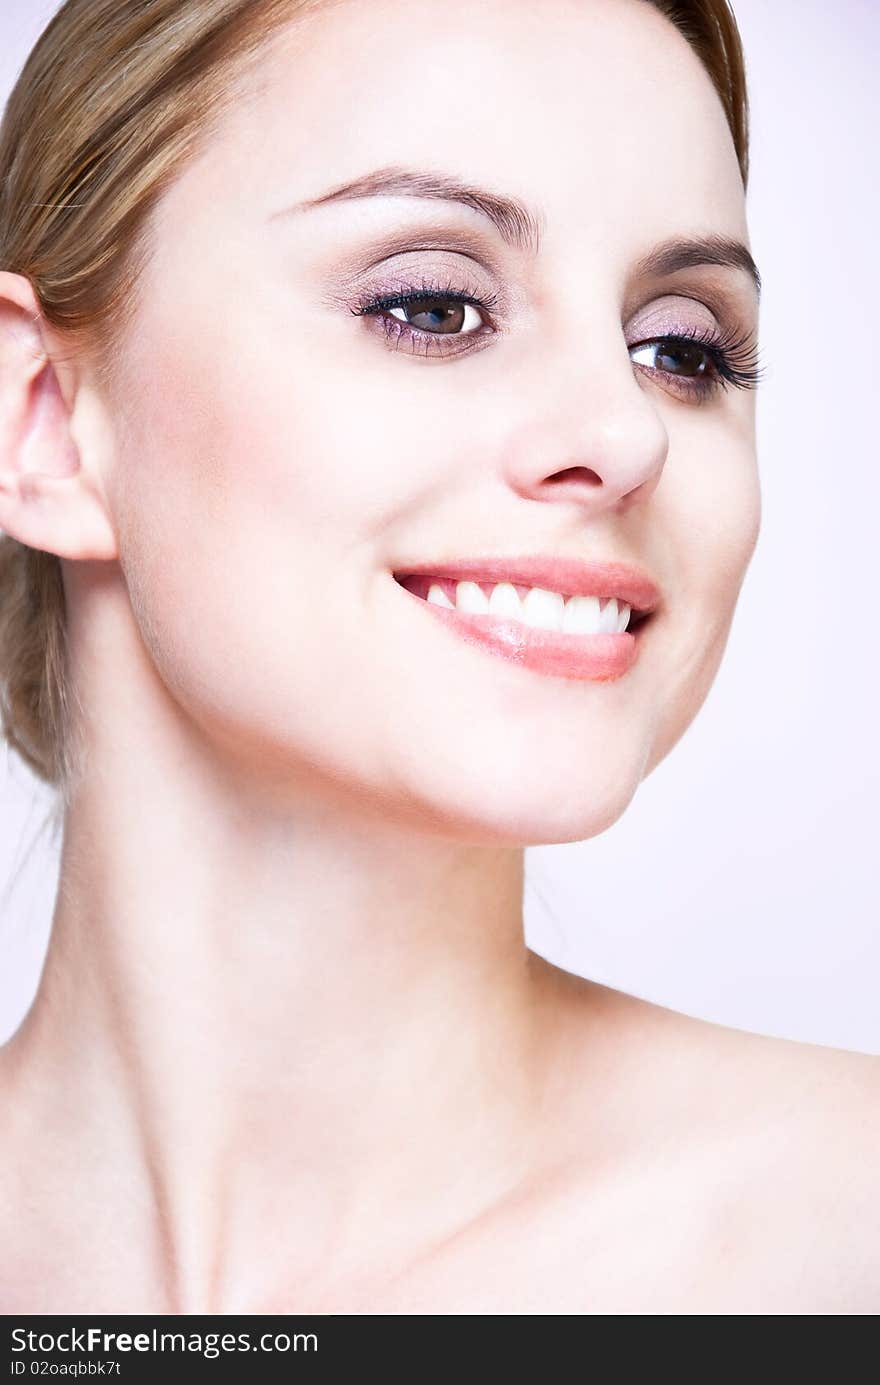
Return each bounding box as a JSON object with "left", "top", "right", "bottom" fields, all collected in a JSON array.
[
  {"left": 658, "top": 341, "right": 706, "bottom": 376},
  {"left": 406, "top": 297, "right": 464, "bottom": 334}
]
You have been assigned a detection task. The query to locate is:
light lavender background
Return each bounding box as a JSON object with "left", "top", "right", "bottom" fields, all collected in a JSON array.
[{"left": 1, "top": 0, "right": 877, "bottom": 1051}]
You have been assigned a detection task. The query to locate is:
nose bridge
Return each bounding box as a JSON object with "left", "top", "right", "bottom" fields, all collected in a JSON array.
[{"left": 500, "top": 297, "right": 670, "bottom": 507}]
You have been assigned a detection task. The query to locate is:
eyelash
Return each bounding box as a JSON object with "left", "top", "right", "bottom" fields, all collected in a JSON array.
[
  {"left": 350, "top": 274, "right": 499, "bottom": 358},
  {"left": 350, "top": 276, "right": 765, "bottom": 403},
  {"left": 631, "top": 321, "right": 765, "bottom": 404}
]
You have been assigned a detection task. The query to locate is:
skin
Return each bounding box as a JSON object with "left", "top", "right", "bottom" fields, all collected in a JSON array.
[{"left": 0, "top": 0, "right": 876, "bottom": 1314}]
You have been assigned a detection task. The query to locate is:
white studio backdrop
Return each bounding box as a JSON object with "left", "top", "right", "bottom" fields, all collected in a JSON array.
[{"left": 1, "top": 0, "right": 878, "bottom": 1051}]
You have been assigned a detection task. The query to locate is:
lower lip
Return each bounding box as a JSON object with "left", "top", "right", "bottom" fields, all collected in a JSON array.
[{"left": 396, "top": 579, "right": 646, "bottom": 682}]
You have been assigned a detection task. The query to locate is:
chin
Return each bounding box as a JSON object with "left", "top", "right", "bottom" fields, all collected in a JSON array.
[{"left": 422, "top": 774, "right": 641, "bottom": 848}]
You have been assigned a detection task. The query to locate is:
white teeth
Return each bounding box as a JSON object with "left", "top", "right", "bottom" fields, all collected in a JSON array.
[
  {"left": 561, "top": 594, "right": 602, "bottom": 634},
  {"left": 598, "top": 597, "right": 619, "bottom": 633},
  {"left": 423, "top": 578, "right": 635, "bottom": 634},
  {"left": 520, "top": 587, "right": 565, "bottom": 631},
  {"left": 455, "top": 580, "right": 490, "bottom": 613},
  {"left": 427, "top": 582, "right": 454, "bottom": 608},
  {"left": 487, "top": 581, "right": 523, "bottom": 618}
]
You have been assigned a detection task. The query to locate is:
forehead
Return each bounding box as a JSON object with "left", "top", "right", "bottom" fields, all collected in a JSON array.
[{"left": 153, "top": 0, "right": 747, "bottom": 258}]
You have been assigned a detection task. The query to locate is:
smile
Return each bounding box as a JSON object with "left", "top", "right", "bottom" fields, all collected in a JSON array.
[{"left": 392, "top": 559, "right": 658, "bottom": 682}]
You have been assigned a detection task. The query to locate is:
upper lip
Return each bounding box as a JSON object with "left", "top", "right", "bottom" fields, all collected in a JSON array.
[{"left": 393, "top": 556, "right": 661, "bottom": 614}]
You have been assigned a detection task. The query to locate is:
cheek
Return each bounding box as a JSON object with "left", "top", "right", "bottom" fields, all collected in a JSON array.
[
  {"left": 659, "top": 414, "right": 760, "bottom": 614},
  {"left": 105, "top": 324, "right": 431, "bottom": 779},
  {"left": 111, "top": 314, "right": 364, "bottom": 598},
  {"left": 693, "top": 443, "right": 762, "bottom": 621},
  {"left": 644, "top": 438, "right": 760, "bottom": 773}
]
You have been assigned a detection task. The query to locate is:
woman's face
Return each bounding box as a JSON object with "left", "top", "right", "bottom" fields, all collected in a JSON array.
[{"left": 99, "top": 0, "right": 760, "bottom": 842}]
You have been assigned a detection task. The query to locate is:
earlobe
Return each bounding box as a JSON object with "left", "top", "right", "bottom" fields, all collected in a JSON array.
[{"left": 0, "top": 270, "right": 118, "bottom": 561}]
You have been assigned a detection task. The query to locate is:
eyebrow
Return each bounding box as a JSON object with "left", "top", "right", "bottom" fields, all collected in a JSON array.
[
  {"left": 632, "top": 233, "right": 761, "bottom": 300},
  {"left": 283, "top": 164, "right": 544, "bottom": 255},
  {"left": 279, "top": 164, "right": 761, "bottom": 299}
]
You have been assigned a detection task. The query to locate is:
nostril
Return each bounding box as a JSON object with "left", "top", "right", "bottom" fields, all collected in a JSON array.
[{"left": 546, "top": 466, "right": 603, "bottom": 486}]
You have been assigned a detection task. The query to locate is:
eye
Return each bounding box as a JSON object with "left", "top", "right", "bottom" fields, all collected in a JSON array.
[
  {"left": 629, "top": 327, "right": 765, "bottom": 404},
  {"left": 387, "top": 295, "right": 485, "bottom": 335},
  {"left": 350, "top": 278, "right": 498, "bottom": 357},
  {"left": 630, "top": 337, "right": 713, "bottom": 379}
]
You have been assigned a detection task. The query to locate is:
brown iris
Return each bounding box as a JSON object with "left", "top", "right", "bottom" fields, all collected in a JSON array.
[
  {"left": 396, "top": 296, "right": 467, "bottom": 334},
  {"left": 655, "top": 340, "right": 709, "bottom": 377}
]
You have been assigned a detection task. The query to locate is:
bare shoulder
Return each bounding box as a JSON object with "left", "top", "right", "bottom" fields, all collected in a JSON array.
[
  {"left": 665, "top": 999, "right": 880, "bottom": 1154},
  {"left": 547, "top": 964, "right": 880, "bottom": 1115},
  {"left": 670, "top": 1005, "right": 880, "bottom": 1311},
  {"left": 536, "top": 973, "right": 880, "bottom": 1312}
]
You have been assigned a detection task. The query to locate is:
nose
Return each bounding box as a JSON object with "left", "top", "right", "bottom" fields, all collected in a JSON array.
[{"left": 500, "top": 329, "right": 670, "bottom": 514}]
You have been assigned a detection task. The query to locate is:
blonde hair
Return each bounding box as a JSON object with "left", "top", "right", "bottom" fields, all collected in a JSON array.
[{"left": 0, "top": 0, "right": 751, "bottom": 791}]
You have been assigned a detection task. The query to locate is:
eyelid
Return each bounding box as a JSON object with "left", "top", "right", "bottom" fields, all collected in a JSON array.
[
  {"left": 626, "top": 284, "right": 756, "bottom": 343},
  {"left": 322, "top": 233, "right": 757, "bottom": 349},
  {"left": 313, "top": 213, "right": 758, "bottom": 317},
  {"left": 317, "top": 235, "right": 510, "bottom": 309},
  {"left": 348, "top": 211, "right": 515, "bottom": 267},
  {"left": 627, "top": 292, "right": 722, "bottom": 338}
]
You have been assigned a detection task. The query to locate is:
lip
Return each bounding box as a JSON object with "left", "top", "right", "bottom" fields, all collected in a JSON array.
[
  {"left": 392, "top": 555, "right": 661, "bottom": 614},
  {"left": 391, "top": 555, "right": 659, "bottom": 683}
]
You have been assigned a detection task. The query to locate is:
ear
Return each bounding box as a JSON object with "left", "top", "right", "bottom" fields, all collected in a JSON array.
[{"left": 0, "top": 270, "right": 117, "bottom": 560}]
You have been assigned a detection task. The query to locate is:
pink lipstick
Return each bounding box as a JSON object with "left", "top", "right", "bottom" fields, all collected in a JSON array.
[{"left": 393, "top": 556, "right": 659, "bottom": 682}]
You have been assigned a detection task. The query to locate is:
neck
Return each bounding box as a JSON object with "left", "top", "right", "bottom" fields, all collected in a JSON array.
[{"left": 6, "top": 707, "right": 564, "bottom": 1311}]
